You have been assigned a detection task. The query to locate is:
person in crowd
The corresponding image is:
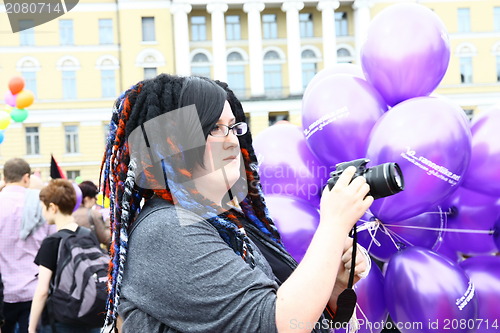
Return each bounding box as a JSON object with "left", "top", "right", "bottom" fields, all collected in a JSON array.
[
  {"left": 72, "top": 180, "right": 110, "bottom": 249},
  {"left": 100, "top": 74, "right": 373, "bottom": 333},
  {"left": 28, "top": 179, "right": 101, "bottom": 333},
  {"left": 0, "top": 158, "right": 53, "bottom": 333}
]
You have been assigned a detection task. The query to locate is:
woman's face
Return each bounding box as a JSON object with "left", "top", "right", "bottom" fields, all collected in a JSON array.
[{"left": 191, "top": 101, "right": 242, "bottom": 195}]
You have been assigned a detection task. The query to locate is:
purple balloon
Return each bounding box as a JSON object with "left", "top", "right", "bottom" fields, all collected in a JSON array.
[
  {"left": 495, "top": 218, "right": 500, "bottom": 252},
  {"left": 72, "top": 182, "right": 82, "bottom": 212},
  {"left": 460, "top": 256, "right": 500, "bottom": 333},
  {"left": 304, "top": 64, "right": 365, "bottom": 101},
  {"left": 367, "top": 97, "right": 472, "bottom": 222},
  {"left": 354, "top": 261, "right": 387, "bottom": 333},
  {"left": 4, "top": 91, "right": 16, "bottom": 107},
  {"left": 432, "top": 231, "right": 461, "bottom": 263},
  {"left": 385, "top": 247, "right": 477, "bottom": 333},
  {"left": 441, "top": 187, "right": 500, "bottom": 255},
  {"left": 264, "top": 194, "right": 320, "bottom": 263},
  {"left": 302, "top": 74, "right": 387, "bottom": 167},
  {"left": 361, "top": 3, "right": 450, "bottom": 107},
  {"left": 253, "top": 124, "right": 330, "bottom": 205},
  {"left": 357, "top": 208, "right": 445, "bottom": 262},
  {"left": 461, "top": 106, "right": 500, "bottom": 196}
]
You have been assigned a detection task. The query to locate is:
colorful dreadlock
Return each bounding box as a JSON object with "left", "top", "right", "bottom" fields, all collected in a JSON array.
[{"left": 100, "top": 74, "right": 284, "bottom": 331}]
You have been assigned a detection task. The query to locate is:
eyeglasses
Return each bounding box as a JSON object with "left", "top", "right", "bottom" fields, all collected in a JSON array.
[{"left": 209, "top": 122, "right": 248, "bottom": 137}]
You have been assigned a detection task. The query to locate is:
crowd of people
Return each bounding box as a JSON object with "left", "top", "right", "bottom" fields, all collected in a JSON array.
[{"left": 0, "top": 75, "right": 372, "bottom": 333}]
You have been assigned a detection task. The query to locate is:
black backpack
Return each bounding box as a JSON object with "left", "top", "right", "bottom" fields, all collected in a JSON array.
[{"left": 48, "top": 227, "right": 109, "bottom": 328}]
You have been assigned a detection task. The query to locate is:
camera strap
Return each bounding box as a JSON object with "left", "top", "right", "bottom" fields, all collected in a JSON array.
[{"left": 332, "top": 225, "right": 358, "bottom": 324}]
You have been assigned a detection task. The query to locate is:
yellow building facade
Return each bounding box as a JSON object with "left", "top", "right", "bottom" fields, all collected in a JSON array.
[{"left": 0, "top": 0, "right": 498, "bottom": 182}]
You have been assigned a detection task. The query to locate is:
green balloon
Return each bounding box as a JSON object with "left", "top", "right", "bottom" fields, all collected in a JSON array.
[
  {"left": 11, "top": 108, "right": 29, "bottom": 122},
  {"left": 74, "top": 176, "right": 83, "bottom": 184}
]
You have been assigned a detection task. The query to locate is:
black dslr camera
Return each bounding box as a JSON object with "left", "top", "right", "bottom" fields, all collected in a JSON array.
[{"left": 327, "top": 158, "right": 404, "bottom": 199}]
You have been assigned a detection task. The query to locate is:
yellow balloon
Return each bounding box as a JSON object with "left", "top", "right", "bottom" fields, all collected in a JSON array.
[
  {"left": 96, "top": 193, "right": 110, "bottom": 208},
  {"left": 0, "top": 111, "right": 11, "bottom": 130},
  {"left": 4, "top": 106, "right": 13, "bottom": 114},
  {"left": 16, "top": 90, "right": 35, "bottom": 109}
]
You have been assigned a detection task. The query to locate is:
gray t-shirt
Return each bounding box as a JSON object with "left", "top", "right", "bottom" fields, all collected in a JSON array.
[{"left": 118, "top": 198, "right": 280, "bottom": 333}]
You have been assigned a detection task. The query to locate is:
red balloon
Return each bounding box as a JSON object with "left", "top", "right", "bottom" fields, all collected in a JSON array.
[{"left": 9, "top": 77, "right": 25, "bottom": 95}]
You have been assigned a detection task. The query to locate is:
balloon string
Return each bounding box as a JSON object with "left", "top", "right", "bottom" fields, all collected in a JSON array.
[{"left": 382, "top": 224, "right": 494, "bottom": 234}]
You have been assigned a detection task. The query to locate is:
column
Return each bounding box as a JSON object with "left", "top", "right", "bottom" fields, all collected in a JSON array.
[
  {"left": 353, "top": 0, "right": 372, "bottom": 63},
  {"left": 243, "top": 2, "right": 265, "bottom": 98},
  {"left": 317, "top": 0, "right": 340, "bottom": 68},
  {"left": 281, "top": 1, "right": 304, "bottom": 96},
  {"left": 170, "top": 1, "right": 192, "bottom": 76},
  {"left": 207, "top": 2, "right": 229, "bottom": 81}
]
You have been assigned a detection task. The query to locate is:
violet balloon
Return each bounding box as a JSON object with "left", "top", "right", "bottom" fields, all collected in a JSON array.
[
  {"left": 4, "top": 91, "right": 16, "bottom": 107},
  {"left": 72, "top": 182, "right": 82, "bottom": 212},
  {"left": 357, "top": 208, "right": 445, "bottom": 262},
  {"left": 361, "top": 3, "right": 450, "bottom": 106},
  {"left": 264, "top": 194, "right": 320, "bottom": 263},
  {"left": 354, "top": 260, "right": 387, "bottom": 333},
  {"left": 461, "top": 106, "right": 500, "bottom": 196},
  {"left": 253, "top": 123, "right": 330, "bottom": 205},
  {"left": 441, "top": 187, "right": 500, "bottom": 256},
  {"left": 302, "top": 74, "right": 387, "bottom": 167},
  {"left": 385, "top": 247, "right": 477, "bottom": 333},
  {"left": 495, "top": 218, "right": 500, "bottom": 252},
  {"left": 367, "top": 97, "right": 472, "bottom": 222},
  {"left": 303, "top": 64, "right": 365, "bottom": 103},
  {"left": 460, "top": 256, "right": 500, "bottom": 333}
]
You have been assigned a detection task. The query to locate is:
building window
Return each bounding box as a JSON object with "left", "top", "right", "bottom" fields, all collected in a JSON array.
[
  {"left": 144, "top": 67, "right": 157, "bottom": 79},
  {"left": 101, "top": 70, "right": 116, "bottom": 98},
  {"left": 21, "top": 71, "right": 37, "bottom": 97},
  {"left": 458, "top": 8, "right": 470, "bottom": 33},
  {"left": 59, "top": 19, "right": 74, "bottom": 45},
  {"left": 462, "top": 108, "right": 474, "bottom": 120},
  {"left": 99, "top": 19, "right": 113, "bottom": 44},
  {"left": 65, "top": 125, "right": 79, "bottom": 154},
  {"left": 227, "top": 52, "right": 246, "bottom": 98},
  {"left": 263, "top": 14, "right": 278, "bottom": 39},
  {"left": 301, "top": 49, "right": 317, "bottom": 90},
  {"left": 300, "top": 13, "right": 314, "bottom": 38},
  {"left": 25, "top": 127, "right": 40, "bottom": 155},
  {"left": 263, "top": 50, "right": 282, "bottom": 97},
  {"left": 460, "top": 57, "right": 473, "bottom": 84},
  {"left": 191, "top": 16, "right": 207, "bottom": 41},
  {"left": 66, "top": 170, "right": 80, "bottom": 180},
  {"left": 226, "top": 15, "right": 241, "bottom": 40},
  {"left": 496, "top": 56, "right": 500, "bottom": 82},
  {"left": 62, "top": 71, "right": 77, "bottom": 99},
  {"left": 495, "top": 8, "right": 500, "bottom": 31},
  {"left": 142, "top": 17, "right": 156, "bottom": 42},
  {"left": 19, "top": 20, "right": 35, "bottom": 46},
  {"left": 191, "top": 52, "right": 211, "bottom": 78},
  {"left": 335, "top": 12, "right": 348, "bottom": 36},
  {"left": 269, "top": 112, "right": 289, "bottom": 126},
  {"left": 337, "top": 48, "right": 353, "bottom": 63}
]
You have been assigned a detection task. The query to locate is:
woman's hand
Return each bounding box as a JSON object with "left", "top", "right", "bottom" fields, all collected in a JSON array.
[
  {"left": 320, "top": 166, "right": 374, "bottom": 234},
  {"left": 329, "top": 237, "right": 371, "bottom": 312}
]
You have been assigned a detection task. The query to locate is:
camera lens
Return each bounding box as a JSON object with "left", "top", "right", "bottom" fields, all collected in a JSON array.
[{"left": 364, "top": 163, "right": 404, "bottom": 199}]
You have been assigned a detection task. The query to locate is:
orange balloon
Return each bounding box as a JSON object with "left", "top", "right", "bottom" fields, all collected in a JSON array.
[
  {"left": 16, "top": 90, "right": 35, "bottom": 109},
  {"left": 8, "top": 77, "right": 25, "bottom": 95}
]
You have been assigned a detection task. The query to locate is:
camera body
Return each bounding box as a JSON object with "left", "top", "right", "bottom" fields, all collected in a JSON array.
[{"left": 327, "top": 158, "right": 404, "bottom": 199}]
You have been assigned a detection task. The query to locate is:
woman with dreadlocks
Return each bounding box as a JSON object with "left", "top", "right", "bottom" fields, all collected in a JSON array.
[{"left": 101, "top": 74, "right": 373, "bottom": 333}]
